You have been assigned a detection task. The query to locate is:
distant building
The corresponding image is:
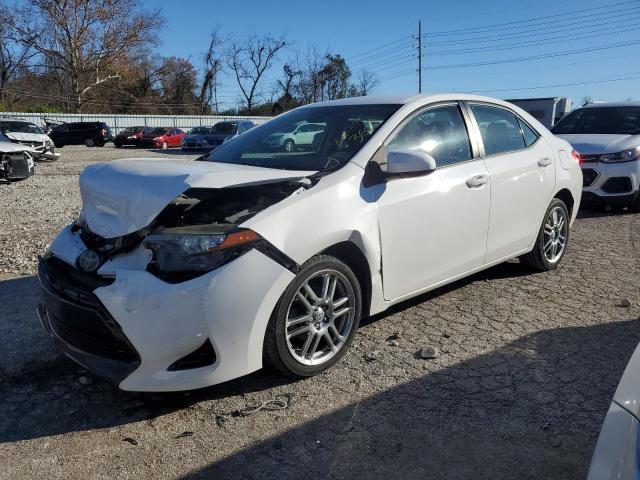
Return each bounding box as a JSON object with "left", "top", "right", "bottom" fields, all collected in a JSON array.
[{"left": 506, "top": 97, "right": 573, "bottom": 129}]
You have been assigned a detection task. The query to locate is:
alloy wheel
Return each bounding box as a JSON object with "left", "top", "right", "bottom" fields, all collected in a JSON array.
[
  {"left": 543, "top": 206, "right": 567, "bottom": 263},
  {"left": 285, "top": 269, "right": 356, "bottom": 366}
]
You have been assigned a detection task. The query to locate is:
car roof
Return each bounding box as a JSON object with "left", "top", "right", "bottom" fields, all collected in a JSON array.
[
  {"left": 580, "top": 101, "right": 640, "bottom": 108},
  {"left": 303, "top": 93, "right": 530, "bottom": 109}
]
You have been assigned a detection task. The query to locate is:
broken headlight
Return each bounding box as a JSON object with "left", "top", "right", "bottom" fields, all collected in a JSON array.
[{"left": 143, "top": 225, "right": 260, "bottom": 280}]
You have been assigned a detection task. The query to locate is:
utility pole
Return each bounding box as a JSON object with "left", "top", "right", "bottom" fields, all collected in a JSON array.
[{"left": 418, "top": 20, "right": 423, "bottom": 93}]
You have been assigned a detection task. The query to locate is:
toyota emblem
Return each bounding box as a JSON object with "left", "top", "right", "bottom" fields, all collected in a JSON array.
[{"left": 77, "top": 249, "right": 101, "bottom": 273}]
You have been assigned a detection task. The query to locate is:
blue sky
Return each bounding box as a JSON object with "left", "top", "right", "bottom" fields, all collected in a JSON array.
[{"left": 145, "top": 0, "right": 639, "bottom": 108}]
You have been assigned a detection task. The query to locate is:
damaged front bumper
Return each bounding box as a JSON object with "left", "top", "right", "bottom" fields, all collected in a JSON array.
[{"left": 38, "top": 225, "right": 295, "bottom": 391}]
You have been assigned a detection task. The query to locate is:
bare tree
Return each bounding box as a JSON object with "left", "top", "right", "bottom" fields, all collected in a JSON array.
[
  {"left": 157, "top": 56, "right": 198, "bottom": 114},
  {"left": 353, "top": 70, "right": 378, "bottom": 96},
  {"left": 226, "top": 33, "right": 288, "bottom": 113},
  {"left": 0, "top": 3, "right": 34, "bottom": 106},
  {"left": 294, "top": 46, "right": 326, "bottom": 104},
  {"left": 581, "top": 96, "right": 593, "bottom": 106},
  {"left": 197, "top": 31, "right": 223, "bottom": 114},
  {"left": 14, "top": 0, "right": 163, "bottom": 112}
]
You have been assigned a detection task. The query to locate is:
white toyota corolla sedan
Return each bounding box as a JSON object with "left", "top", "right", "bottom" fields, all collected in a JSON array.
[{"left": 38, "top": 94, "right": 582, "bottom": 391}]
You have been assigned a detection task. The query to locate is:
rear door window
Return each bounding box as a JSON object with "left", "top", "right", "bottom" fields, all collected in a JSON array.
[
  {"left": 470, "top": 105, "right": 526, "bottom": 155},
  {"left": 519, "top": 119, "right": 539, "bottom": 147}
]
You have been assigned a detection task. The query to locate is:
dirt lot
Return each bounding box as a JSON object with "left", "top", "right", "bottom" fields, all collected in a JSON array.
[{"left": 1, "top": 146, "right": 639, "bottom": 479}]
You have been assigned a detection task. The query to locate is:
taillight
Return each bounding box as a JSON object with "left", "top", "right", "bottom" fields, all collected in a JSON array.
[
  {"left": 99, "top": 128, "right": 107, "bottom": 136},
  {"left": 571, "top": 150, "right": 581, "bottom": 164}
]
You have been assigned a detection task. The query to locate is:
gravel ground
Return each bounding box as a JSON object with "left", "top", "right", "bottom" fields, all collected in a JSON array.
[{"left": 1, "top": 146, "right": 639, "bottom": 479}]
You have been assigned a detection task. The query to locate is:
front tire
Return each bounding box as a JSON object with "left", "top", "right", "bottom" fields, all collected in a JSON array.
[
  {"left": 264, "top": 255, "right": 362, "bottom": 377},
  {"left": 520, "top": 198, "right": 570, "bottom": 271},
  {"left": 161, "top": 141, "right": 168, "bottom": 149},
  {"left": 283, "top": 139, "right": 295, "bottom": 152}
]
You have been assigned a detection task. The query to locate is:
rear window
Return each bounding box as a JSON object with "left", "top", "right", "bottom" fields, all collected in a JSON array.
[
  {"left": 120, "top": 127, "right": 143, "bottom": 134},
  {"left": 552, "top": 106, "right": 640, "bottom": 135},
  {"left": 213, "top": 123, "right": 237, "bottom": 134},
  {"left": 189, "top": 127, "right": 212, "bottom": 135}
]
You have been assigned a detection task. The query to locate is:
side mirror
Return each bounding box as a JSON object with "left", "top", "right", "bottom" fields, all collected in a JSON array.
[
  {"left": 386, "top": 150, "right": 437, "bottom": 175},
  {"left": 362, "top": 150, "right": 437, "bottom": 188}
]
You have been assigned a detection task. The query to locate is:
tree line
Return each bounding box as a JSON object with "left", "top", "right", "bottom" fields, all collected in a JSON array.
[{"left": 0, "top": 0, "right": 378, "bottom": 115}]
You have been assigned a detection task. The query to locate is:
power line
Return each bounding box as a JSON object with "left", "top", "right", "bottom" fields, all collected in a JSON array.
[
  {"left": 353, "top": 53, "right": 415, "bottom": 73},
  {"left": 428, "top": 23, "right": 640, "bottom": 56},
  {"left": 346, "top": 35, "right": 413, "bottom": 60},
  {"left": 425, "top": 9, "right": 640, "bottom": 47},
  {"left": 348, "top": 41, "right": 414, "bottom": 68},
  {"left": 377, "top": 68, "right": 416, "bottom": 83},
  {"left": 470, "top": 72, "right": 640, "bottom": 94},
  {"left": 425, "top": 39, "right": 640, "bottom": 70},
  {"left": 424, "top": 0, "right": 639, "bottom": 36}
]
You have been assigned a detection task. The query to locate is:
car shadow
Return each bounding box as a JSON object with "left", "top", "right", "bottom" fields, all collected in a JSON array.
[
  {"left": 3, "top": 258, "right": 640, "bottom": 479},
  {"left": 361, "top": 259, "right": 533, "bottom": 328},
  {"left": 182, "top": 318, "right": 640, "bottom": 480},
  {"left": 577, "top": 205, "right": 637, "bottom": 219}
]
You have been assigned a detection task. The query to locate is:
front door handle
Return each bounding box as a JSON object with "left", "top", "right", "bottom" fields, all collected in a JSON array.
[
  {"left": 537, "top": 157, "right": 552, "bottom": 167},
  {"left": 466, "top": 174, "right": 489, "bottom": 188}
]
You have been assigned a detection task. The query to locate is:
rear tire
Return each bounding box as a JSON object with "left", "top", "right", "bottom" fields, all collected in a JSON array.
[
  {"left": 520, "top": 198, "right": 570, "bottom": 271},
  {"left": 84, "top": 138, "right": 96, "bottom": 147},
  {"left": 263, "top": 255, "right": 362, "bottom": 378}
]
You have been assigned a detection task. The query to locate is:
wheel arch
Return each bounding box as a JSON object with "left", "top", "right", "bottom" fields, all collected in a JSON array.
[
  {"left": 553, "top": 188, "right": 575, "bottom": 217},
  {"left": 319, "top": 241, "right": 372, "bottom": 318}
]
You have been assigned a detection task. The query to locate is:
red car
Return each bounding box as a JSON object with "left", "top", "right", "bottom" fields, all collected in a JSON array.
[
  {"left": 113, "top": 126, "right": 148, "bottom": 147},
  {"left": 139, "top": 127, "right": 186, "bottom": 149}
]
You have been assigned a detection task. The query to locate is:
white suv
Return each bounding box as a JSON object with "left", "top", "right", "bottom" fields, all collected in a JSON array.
[
  {"left": 39, "top": 94, "right": 581, "bottom": 391},
  {"left": 265, "top": 122, "right": 326, "bottom": 151},
  {"left": 553, "top": 102, "right": 640, "bottom": 211}
]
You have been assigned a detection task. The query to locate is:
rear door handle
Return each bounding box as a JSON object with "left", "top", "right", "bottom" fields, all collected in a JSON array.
[
  {"left": 466, "top": 174, "right": 489, "bottom": 188},
  {"left": 537, "top": 157, "right": 552, "bottom": 167}
]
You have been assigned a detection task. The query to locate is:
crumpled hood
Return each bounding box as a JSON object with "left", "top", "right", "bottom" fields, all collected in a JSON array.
[
  {"left": 555, "top": 134, "right": 640, "bottom": 154},
  {"left": 79, "top": 158, "right": 312, "bottom": 238},
  {"left": 5, "top": 132, "right": 51, "bottom": 143},
  {"left": 0, "top": 139, "right": 33, "bottom": 153}
]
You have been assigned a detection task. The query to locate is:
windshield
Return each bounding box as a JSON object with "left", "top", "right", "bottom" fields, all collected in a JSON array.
[
  {"left": 552, "top": 106, "right": 640, "bottom": 135},
  {"left": 189, "top": 127, "right": 212, "bottom": 135},
  {"left": 149, "top": 127, "right": 169, "bottom": 135},
  {"left": 203, "top": 104, "right": 400, "bottom": 171},
  {"left": 0, "top": 121, "right": 44, "bottom": 135}
]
